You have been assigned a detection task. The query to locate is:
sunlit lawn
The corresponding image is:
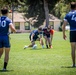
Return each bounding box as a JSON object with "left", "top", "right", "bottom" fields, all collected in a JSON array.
[{"left": 0, "top": 31, "right": 76, "bottom": 75}]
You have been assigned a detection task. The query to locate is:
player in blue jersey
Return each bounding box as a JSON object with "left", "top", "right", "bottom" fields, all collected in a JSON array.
[
  {"left": 62, "top": 2, "right": 76, "bottom": 67},
  {"left": 24, "top": 27, "right": 44, "bottom": 49},
  {"left": 0, "top": 7, "right": 16, "bottom": 71}
]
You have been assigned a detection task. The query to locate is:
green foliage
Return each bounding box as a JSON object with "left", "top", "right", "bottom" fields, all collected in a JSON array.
[
  {"left": 53, "top": 0, "right": 76, "bottom": 19},
  {"left": 1, "top": 0, "right": 76, "bottom": 26},
  {"left": 18, "top": 0, "right": 60, "bottom": 27}
]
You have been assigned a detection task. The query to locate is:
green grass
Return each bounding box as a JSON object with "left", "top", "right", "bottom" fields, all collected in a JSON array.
[{"left": 0, "top": 31, "right": 76, "bottom": 75}]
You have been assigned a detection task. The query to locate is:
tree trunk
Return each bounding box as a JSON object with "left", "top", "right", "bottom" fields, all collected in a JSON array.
[
  {"left": 44, "top": 0, "right": 49, "bottom": 27},
  {"left": 17, "top": 0, "right": 25, "bottom": 5}
]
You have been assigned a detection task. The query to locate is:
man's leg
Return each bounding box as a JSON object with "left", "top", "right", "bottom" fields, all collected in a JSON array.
[
  {"left": 71, "top": 42, "right": 76, "bottom": 67},
  {"left": 40, "top": 38, "right": 44, "bottom": 45},
  {"left": 36, "top": 38, "right": 44, "bottom": 48},
  {"left": 0, "top": 48, "right": 4, "bottom": 58},
  {"left": 48, "top": 37, "right": 53, "bottom": 48},
  {"left": 43, "top": 36, "right": 48, "bottom": 48},
  {"left": 28, "top": 41, "right": 35, "bottom": 47},
  {"left": 3, "top": 48, "right": 10, "bottom": 70},
  {"left": 47, "top": 38, "right": 51, "bottom": 48},
  {"left": 24, "top": 41, "right": 35, "bottom": 49}
]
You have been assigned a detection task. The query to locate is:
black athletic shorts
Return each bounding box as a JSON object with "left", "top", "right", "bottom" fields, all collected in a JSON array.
[
  {"left": 29, "top": 35, "right": 39, "bottom": 41},
  {"left": 70, "top": 31, "right": 76, "bottom": 42}
]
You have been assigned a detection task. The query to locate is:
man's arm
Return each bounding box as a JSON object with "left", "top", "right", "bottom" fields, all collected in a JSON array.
[
  {"left": 9, "top": 23, "right": 16, "bottom": 33},
  {"left": 31, "top": 33, "right": 34, "bottom": 42},
  {"left": 40, "top": 34, "right": 43, "bottom": 38},
  {"left": 39, "top": 34, "right": 44, "bottom": 46},
  {"left": 50, "top": 29, "right": 54, "bottom": 42},
  {"left": 62, "top": 20, "right": 68, "bottom": 40}
]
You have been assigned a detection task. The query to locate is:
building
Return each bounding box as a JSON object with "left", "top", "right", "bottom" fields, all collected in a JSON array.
[
  {"left": 9, "top": 12, "right": 61, "bottom": 32},
  {"left": 49, "top": 14, "right": 61, "bottom": 31},
  {"left": 43, "top": 14, "right": 61, "bottom": 31},
  {"left": 9, "top": 12, "right": 31, "bottom": 33}
]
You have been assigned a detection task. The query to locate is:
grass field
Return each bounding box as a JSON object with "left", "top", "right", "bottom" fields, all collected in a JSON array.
[{"left": 0, "top": 31, "right": 76, "bottom": 75}]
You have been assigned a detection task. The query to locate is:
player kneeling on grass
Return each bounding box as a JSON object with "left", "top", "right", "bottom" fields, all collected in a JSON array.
[
  {"left": 43, "top": 26, "right": 54, "bottom": 48},
  {"left": 24, "top": 27, "right": 44, "bottom": 49}
]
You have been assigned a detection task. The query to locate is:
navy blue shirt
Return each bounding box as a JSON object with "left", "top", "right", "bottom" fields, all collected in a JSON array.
[
  {"left": 30, "top": 30, "right": 42, "bottom": 37},
  {"left": 64, "top": 10, "right": 76, "bottom": 31},
  {"left": 0, "top": 16, "right": 12, "bottom": 36},
  {"left": 43, "top": 27, "right": 50, "bottom": 36}
]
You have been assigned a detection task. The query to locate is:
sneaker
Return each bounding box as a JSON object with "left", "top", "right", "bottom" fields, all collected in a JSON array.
[
  {"left": 23, "top": 46, "right": 28, "bottom": 49},
  {"left": 42, "top": 45, "right": 44, "bottom": 48},
  {"left": 2, "top": 68, "right": 7, "bottom": 71},
  {"left": 72, "top": 64, "right": 76, "bottom": 67}
]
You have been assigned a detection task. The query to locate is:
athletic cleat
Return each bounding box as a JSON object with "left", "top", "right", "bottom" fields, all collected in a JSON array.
[
  {"left": 42, "top": 45, "right": 44, "bottom": 48},
  {"left": 23, "top": 46, "right": 28, "bottom": 49},
  {"left": 72, "top": 64, "right": 76, "bottom": 67},
  {"left": 2, "top": 68, "right": 7, "bottom": 71}
]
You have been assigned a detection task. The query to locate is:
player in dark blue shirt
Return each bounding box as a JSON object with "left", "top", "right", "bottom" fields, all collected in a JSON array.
[
  {"left": 62, "top": 2, "right": 76, "bottom": 67},
  {"left": 24, "top": 27, "right": 44, "bottom": 49},
  {"left": 0, "top": 7, "right": 16, "bottom": 71}
]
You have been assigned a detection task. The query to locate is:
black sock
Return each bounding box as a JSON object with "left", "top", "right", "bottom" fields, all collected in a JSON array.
[
  {"left": 46, "top": 45, "right": 48, "bottom": 48},
  {"left": 49, "top": 44, "right": 51, "bottom": 47},
  {"left": 3, "top": 62, "right": 7, "bottom": 69}
]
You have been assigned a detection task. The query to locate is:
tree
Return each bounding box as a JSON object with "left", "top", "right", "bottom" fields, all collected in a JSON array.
[
  {"left": 43, "top": 0, "right": 49, "bottom": 27},
  {"left": 1, "top": 0, "right": 75, "bottom": 27},
  {"left": 52, "top": 0, "right": 76, "bottom": 19},
  {"left": 17, "top": 0, "right": 59, "bottom": 27}
]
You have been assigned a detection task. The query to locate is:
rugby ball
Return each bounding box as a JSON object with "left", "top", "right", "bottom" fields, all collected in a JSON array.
[{"left": 32, "top": 44, "right": 37, "bottom": 49}]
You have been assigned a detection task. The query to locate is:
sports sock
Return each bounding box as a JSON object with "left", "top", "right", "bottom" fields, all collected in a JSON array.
[
  {"left": 3, "top": 62, "right": 7, "bottom": 69},
  {"left": 46, "top": 45, "right": 48, "bottom": 48},
  {"left": 42, "top": 45, "right": 44, "bottom": 48}
]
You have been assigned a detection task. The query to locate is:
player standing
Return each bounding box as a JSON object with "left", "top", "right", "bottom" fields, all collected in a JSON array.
[
  {"left": 0, "top": 7, "right": 16, "bottom": 71},
  {"left": 62, "top": 2, "right": 76, "bottom": 67}
]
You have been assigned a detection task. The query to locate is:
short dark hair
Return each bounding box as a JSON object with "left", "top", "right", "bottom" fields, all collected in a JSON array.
[
  {"left": 1, "top": 7, "right": 8, "bottom": 15},
  {"left": 38, "top": 27, "right": 42, "bottom": 31},
  {"left": 70, "top": 2, "right": 76, "bottom": 9}
]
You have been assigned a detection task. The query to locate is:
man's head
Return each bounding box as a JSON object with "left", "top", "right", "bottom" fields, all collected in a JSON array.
[
  {"left": 70, "top": 2, "right": 76, "bottom": 10},
  {"left": 1, "top": 7, "right": 8, "bottom": 15},
  {"left": 47, "top": 25, "right": 51, "bottom": 31},
  {"left": 38, "top": 27, "right": 42, "bottom": 32}
]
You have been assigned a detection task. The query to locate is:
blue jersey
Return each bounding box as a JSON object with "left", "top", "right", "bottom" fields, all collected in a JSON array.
[
  {"left": 64, "top": 10, "right": 76, "bottom": 31},
  {"left": 30, "top": 30, "right": 42, "bottom": 37},
  {"left": 0, "top": 16, "right": 12, "bottom": 36}
]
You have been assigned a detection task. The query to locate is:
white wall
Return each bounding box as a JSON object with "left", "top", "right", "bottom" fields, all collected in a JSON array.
[
  {"left": 20, "top": 22, "right": 24, "bottom": 30},
  {"left": 54, "top": 21, "right": 61, "bottom": 31}
]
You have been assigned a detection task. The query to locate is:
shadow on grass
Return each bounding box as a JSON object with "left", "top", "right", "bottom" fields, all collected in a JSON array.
[
  {"left": 0, "top": 70, "right": 14, "bottom": 72},
  {"left": 30, "top": 48, "right": 43, "bottom": 50},
  {"left": 61, "top": 66, "right": 76, "bottom": 68},
  {"left": 30, "top": 48, "right": 52, "bottom": 50}
]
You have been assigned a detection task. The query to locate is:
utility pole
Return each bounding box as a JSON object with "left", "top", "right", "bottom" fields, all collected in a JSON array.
[{"left": 11, "top": 1, "right": 14, "bottom": 23}]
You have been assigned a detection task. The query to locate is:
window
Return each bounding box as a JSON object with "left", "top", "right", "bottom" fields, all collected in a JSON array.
[
  {"left": 15, "top": 22, "right": 20, "bottom": 30},
  {"left": 49, "top": 21, "right": 54, "bottom": 29},
  {"left": 24, "top": 22, "right": 30, "bottom": 30}
]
